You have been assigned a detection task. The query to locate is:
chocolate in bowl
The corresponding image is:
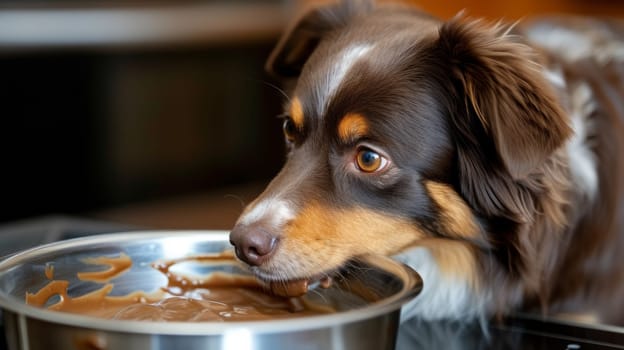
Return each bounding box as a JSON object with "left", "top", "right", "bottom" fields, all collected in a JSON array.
[{"left": 0, "top": 231, "right": 422, "bottom": 350}]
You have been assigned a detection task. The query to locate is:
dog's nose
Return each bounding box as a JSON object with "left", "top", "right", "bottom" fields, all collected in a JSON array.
[{"left": 229, "top": 225, "right": 279, "bottom": 266}]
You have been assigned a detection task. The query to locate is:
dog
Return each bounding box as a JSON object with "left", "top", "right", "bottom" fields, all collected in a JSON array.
[{"left": 229, "top": 0, "right": 624, "bottom": 325}]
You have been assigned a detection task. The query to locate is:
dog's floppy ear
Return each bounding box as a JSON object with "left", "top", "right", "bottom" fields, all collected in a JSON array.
[
  {"left": 266, "top": 0, "right": 374, "bottom": 78},
  {"left": 439, "top": 17, "right": 572, "bottom": 179},
  {"left": 437, "top": 17, "right": 572, "bottom": 221}
]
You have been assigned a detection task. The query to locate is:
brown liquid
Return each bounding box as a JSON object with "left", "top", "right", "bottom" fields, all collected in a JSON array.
[
  {"left": 26, "top": 252, "right": 334, "bottom": 322},
  {"left": 76, "top": 253, "right": 132, "bottom": 282}
]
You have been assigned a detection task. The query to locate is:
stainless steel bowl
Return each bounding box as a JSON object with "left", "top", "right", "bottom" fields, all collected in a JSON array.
[{"left": 0, "top": 231, "right": 421, "bottom": 350}]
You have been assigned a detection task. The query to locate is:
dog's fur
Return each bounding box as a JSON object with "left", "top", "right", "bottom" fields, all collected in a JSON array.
[{"left": 230, "top": 1, "right": 624, "bottom": 325}]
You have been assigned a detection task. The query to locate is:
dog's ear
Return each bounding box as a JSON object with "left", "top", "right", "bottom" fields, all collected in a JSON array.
[
  {"left": 439, "top": 17, "right": 572, "bottom": 179},
  {"left": 436, "top": 17, "right": 572, "bottom": 221},
  {"left": 266, "top": 0, "right": 374, "bottom": 78}
]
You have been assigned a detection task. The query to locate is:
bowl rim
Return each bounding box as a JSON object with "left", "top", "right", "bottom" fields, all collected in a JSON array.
[{"left": 0, "top": 230, "right": 422, "bottom": 335}]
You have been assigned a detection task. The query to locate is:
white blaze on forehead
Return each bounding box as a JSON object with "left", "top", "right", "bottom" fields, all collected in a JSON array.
[
  {"left": 320, "top": 43, "right": 373, "bottom": 113},
  {"left": 238, "top": 198, "right": 295, "bottom": 228}
]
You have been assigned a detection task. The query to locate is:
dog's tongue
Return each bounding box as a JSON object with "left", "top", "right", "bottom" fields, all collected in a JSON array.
[
  {"left": 269, "top": 276, "right": 333, "bottom": 297},
  {"left": 269, "top": 279, "right": 309, "bottom": 297}
]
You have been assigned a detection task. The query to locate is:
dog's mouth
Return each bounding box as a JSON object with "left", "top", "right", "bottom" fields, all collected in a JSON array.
[
  {"left": 251, "top": 269, "right": 335, "bottom": 297},
  {"left": 265, "top": 275, "right": 334, "bottom": 297}
]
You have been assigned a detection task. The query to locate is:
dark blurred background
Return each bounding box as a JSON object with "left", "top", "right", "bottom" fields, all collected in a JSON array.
[
  {"left": 0, "top": 1, "right": 294, "bottom": 228},
  {"left": 2, "top": 0, "right": 624, "bottom": 230}
]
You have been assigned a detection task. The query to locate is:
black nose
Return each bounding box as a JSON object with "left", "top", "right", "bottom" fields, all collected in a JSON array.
[{"left": 229, "top": 225, "right": 279, "bottom": 266}]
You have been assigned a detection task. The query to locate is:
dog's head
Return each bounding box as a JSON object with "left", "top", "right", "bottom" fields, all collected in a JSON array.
[{"left": 229, "top": 1, "right": 572, "bottom": 288}]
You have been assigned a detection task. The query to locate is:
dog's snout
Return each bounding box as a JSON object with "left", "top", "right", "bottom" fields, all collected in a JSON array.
[{"left": 229, "top": 225, "right": 279, "bottom": 266}]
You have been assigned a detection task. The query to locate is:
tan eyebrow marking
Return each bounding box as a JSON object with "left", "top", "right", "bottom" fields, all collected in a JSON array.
[
  {"left": 337, "top": 113, "right": 369, "bottom": 143},
  {"left": 289, "top": 97, "right": 304, "bottom": 129}
]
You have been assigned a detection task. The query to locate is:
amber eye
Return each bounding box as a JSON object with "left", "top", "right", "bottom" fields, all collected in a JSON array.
[
  {"left": 282, "top": 117, "right": 297, "bottom": 142},
  {"left": 356, "top": 148, "right": 385, "bottom": 173}
]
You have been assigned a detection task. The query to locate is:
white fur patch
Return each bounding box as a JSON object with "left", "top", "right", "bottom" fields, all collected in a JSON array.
[
  {"left": 321, "top": 44, "right": 372, "bottom": 113},
  {"left": 238, "top": 198, "right": 295, "bottom": 228},
  {"left": 393, "top": 247, "right": 488, "bottom": 322},
  {"left": 527, "top": 26, "right": 624, "bottom": 65},
  {"left": 566, "top": 83, "right": 598, "bottom": 200},
  {"left": 543, "top": 66, "right": 566, "bottom": 90},
  {"left": 530, "top": 28, "right": 594, "bottom": 62}
]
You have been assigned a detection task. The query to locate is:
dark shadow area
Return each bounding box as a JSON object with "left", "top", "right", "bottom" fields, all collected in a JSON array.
[{"left": 0, "top": 44, "right": 286, "bottom": 222}]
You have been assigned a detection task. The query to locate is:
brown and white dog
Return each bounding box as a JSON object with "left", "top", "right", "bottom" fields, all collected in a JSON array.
[{"left": 229, "top": 0, "right": 624, "bottom": 325}]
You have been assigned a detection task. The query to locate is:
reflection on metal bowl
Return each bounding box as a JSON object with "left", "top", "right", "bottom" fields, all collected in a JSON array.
[{"left": 0, "top": 231, "right": 421, "bottom": 350}]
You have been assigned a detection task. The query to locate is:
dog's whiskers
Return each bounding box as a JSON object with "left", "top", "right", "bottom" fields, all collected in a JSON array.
[
  {"left": 223, "top": 194, "right": 247, "bottom": 211},
  {"left": 263, "top": 80, "right": 291, "bottom": 101}
]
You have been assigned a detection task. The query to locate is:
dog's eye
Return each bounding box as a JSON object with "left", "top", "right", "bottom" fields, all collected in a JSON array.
[
  {"left": 282, "top": 117, "right": 297, "bottom": 143},
  {"left": 355, "top": 148, "right": 387, "bottom": 173}
]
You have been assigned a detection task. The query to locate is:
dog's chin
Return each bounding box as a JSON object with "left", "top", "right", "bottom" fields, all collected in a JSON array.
[{"left": 250, "top": 266, "right": 336, "bottom": 298}]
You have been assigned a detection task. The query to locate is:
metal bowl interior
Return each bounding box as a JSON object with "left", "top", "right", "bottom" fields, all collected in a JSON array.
[{"left": 0, "top": 231, "right": 422, "bottom": 335}]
